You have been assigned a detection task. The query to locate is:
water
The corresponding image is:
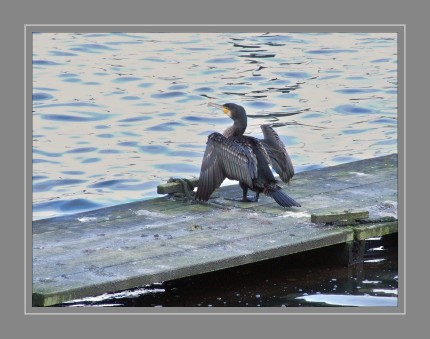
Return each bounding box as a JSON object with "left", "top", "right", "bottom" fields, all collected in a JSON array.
[
  {"left": 57, "top": 234, "right": 398, "bottom": 308},
  {"left": 33, "top": 32, "right": 398, "bottom": 308},
  {"left": 32, "top": 32, "right": 397, "bottom": 220}
]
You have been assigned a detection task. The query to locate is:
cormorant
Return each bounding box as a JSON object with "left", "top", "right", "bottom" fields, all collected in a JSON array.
[{"left": 195, "top": 102, "right": 301, "bottom": 207}]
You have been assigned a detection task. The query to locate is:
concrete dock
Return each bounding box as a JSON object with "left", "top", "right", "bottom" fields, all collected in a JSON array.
[{"left": 32, "top": 154, "right": 398, "bottom": 307}]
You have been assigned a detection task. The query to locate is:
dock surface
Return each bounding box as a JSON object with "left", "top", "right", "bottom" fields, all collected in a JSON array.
[{"left": 32, "top": 154, "right": 398, "bottom": 306}]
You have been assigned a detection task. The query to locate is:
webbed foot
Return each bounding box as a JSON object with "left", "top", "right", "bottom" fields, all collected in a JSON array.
[{"left": 224, "top": 196, "right": 259, "bottom": 202}]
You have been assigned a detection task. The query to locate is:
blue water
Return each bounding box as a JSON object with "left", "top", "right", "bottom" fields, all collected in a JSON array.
[{"left": 32, "top": 32, "right": 397, "bottom": 220}]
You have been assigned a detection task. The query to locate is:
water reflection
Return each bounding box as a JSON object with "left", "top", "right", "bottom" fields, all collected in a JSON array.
[
  {"left": 296, "top": 294, "right": 397, "bottom": 307},
  {"left": 32, "top": 32, "right": 397, "bottom": 220},
  {"left": 56, "top": 235, "right": 398, "bottom": 308}
]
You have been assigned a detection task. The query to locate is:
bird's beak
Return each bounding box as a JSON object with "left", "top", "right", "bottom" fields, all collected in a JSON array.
[{"left": 208, "top": 102, "right": 232, "bottom": 117}]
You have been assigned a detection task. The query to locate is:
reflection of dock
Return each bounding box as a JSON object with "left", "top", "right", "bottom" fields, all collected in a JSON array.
[{"left": 32, "top": 154, "right": 398, "bottom": 307}]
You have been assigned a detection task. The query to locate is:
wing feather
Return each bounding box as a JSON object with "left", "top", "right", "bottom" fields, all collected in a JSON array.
[
  {"left": 260, "top": 124, "right": 295, "bottom": 183},
  {"left": 195, "top": 132, "right": 257, "bottom": 201}
]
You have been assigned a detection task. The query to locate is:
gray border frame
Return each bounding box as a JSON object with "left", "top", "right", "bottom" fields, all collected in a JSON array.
[{"left": 26, "top": 25, "right": 404, "bottom": 315}]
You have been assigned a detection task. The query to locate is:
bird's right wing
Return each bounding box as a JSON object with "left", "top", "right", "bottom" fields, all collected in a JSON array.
[{"left": 195, "top": 132, "right": 257, "bottom": 201}]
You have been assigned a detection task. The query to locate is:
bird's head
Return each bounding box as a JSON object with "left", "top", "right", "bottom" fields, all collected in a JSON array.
[{"left": 208, "top": 102, "right": 247, "bottom": 122}]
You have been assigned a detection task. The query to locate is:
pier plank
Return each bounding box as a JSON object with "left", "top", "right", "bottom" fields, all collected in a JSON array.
[{"left": 32, "top": 154, "right": 398, "bottom": 306}]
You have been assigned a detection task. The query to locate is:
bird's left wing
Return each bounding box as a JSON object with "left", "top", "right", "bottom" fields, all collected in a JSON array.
[{"left": 260, "top": 124, "right": 295, "bottom": 183}]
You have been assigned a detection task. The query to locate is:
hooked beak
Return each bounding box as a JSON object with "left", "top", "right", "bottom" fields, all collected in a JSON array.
[{"left": 208, "top": 102, "right": 232, "bottom": 117}]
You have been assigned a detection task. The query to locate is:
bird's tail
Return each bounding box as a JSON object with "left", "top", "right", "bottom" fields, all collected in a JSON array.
[{"left": 266, "top": 187, "right": 301, "bottom": 207}]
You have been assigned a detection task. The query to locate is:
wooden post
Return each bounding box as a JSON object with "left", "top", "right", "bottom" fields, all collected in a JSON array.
[{"left": 337, "top": 240, "right": 366, "bottom": 266}]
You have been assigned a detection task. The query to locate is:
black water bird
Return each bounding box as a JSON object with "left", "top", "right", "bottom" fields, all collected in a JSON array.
[{"left": 195, "top": 102, "right": 301, "bottom": 207}]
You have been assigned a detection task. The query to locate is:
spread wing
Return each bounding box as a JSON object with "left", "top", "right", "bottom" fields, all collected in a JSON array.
[
  {"left": 260, "top": 124, "right": 295, "bottom": 183},
  {"left": 195, "top": 132, "right": 258, "bottom": 201}
]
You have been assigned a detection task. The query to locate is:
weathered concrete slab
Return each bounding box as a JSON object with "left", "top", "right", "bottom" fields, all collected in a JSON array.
[{"left": 32, "top": 154, "right": 398, "bottom": 306}]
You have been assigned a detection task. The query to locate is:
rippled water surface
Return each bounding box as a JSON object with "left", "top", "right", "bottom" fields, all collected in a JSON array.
[{"left": 32, "top": 32, "right": 397, "bottom": 220}]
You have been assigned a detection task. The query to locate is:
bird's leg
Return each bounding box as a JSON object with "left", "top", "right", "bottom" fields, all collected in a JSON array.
[
  {"left": 224, "top": 183, "right": 258, "bottom": 202},
  {"left": 241, "top": 183, "right": 258, "bottom": 202}
]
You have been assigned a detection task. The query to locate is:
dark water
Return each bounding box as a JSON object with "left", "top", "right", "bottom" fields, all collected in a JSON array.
[{"left": 57, "top": 234, "right": 398, "bottom": 308}]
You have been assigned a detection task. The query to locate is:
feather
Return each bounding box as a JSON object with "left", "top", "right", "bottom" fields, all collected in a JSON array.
[
  {"left": 260, "top": 124, "right": 295, "bottom": 183},
  {"left": 195, "top": 132, "right": 258, "bottom": 201}
]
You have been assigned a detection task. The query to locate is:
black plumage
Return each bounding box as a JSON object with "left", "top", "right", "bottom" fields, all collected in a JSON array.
[{"left": 195, "top": 102, "right": 300, "bottom": 207}]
